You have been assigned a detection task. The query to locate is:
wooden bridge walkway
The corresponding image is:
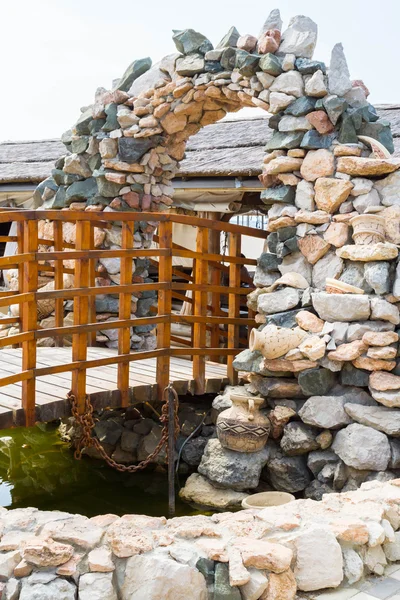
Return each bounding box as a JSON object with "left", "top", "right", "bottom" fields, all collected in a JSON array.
[
  {"left": 0, "top": 347, "right": 228, "bottom": 429},
  {"left": 0, "top": 209, "right": 268, "bottom": 428}
]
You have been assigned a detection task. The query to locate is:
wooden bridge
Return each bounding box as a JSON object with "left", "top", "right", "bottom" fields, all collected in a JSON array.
[{"left": 0, "top": 209, "right": 268, "bottom": 428}]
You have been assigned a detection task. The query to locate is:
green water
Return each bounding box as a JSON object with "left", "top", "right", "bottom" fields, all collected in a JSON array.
[{"left": 0, "top": 424, "right": 203, "bottom": 518}]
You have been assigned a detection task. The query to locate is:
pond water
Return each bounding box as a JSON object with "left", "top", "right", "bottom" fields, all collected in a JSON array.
[{"left": 0, "top": 424, "right": 205, "bottom": 518}]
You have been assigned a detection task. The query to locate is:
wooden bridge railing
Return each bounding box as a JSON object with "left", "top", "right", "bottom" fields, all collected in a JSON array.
[{"left": 0, "top": 209, "right": 268, "bottom": 426}]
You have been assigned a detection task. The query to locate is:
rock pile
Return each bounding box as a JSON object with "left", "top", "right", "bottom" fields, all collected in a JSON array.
[
  {"left": 176, "top": 10, "right": 400, "bottom": 503},
  {"left": 0, "top": 479, "right": 400, "bottom": 598}
]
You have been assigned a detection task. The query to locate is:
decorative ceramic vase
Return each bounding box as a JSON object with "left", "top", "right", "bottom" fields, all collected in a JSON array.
[
  {"left": 325, "top": 278, "right": 365, "bottom": 295},
  {"left": 216, "top": 395, "right": 270, "bottom": 453},
  {"left": 350, "top": 214, "right": 386, "bottom": 245},
  {"left": 249, "top": 325, "right": 307, "bottom": 360}
]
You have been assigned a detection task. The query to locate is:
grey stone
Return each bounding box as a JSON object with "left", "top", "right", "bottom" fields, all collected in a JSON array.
[
  {"left": 129, "top": 63, "right": 171, "bottom": 97},
  {"left": 304, "top": 480, "right": 334, "bottom": 500},
  {"left": 176, "top": 54, "right": 205, "bottom": 76},
  {"left": 20, "top": 577, "right": 76, "bottom": 600},
  {"left": 295, "top": 58, "right": 326, "bottom": 74},
  {"left": 339, "top": 262, "right": 373, "bottom": 293},
  {"left": 347, "top": 320, "right": 395, "bottom": 342},
  {"left": 280, "top": 422, "right": 319, "bottom": 456},
  {"left": 65, "top": 178, "right": 98, "bottom": 203},
  {"left": 312, "top": 292, "right": 370, "bottom": 322},
  {"left": 389, "top": 439, "right": 400, "bottom": 469},
  {"left": 181, "top": 437, "right": 208, "bottom": 466},
  {"left": 333, "top": 461, "right": 348, "bottom": 490},
  {"left": 323, "top": 95, "right": 347, "bottom": 125},
  {"left": 120, "top": 430, "right": 141, "bottom": 453},
  {"left": 220, "top": 47, "right": 237, "bottom": 70},
  {"left": 115, "top": 57, "right": 152, "bottom": 92},
  {"left": 265, "top": 131, "right": 305, "bottom": 151},
  {"left": 393, "top": 262, "right": 400, "bottom": 298},
  {"left": 301, "top": 131, "right": 336, "bottom": 150},
  {"left": 264, "top": 452, "right": 311, "bottom": 492},
  {"left": 328, "top": 43, "right": 352, "bottom": 97},
  {"left": 279, "top": 251, "right": 312, "bottom": 283},
  {"left": 102, "top": 103, "right": 119, "bottom": 132},
  {"left": 299, "top": 395, "right": 352, "bottom": 429},
  {"left": 198, "top": 439, "right": 270, "bottom": 491},
  {"left": 217, "top": 26, "right": 240, "bottom": 48},
  {"left": 370, "top": 297, "right": 400, "bottom": 325},
  {"left": 364, "top": 262, "right": 391, "bottom": 295},
  {"left": 259, "top": 9, "right": 283, "bottom": 35},
  {"left": 265, "top": 308, "right": 305, "bottom": 329},
  {"left": 312, "top": 253, "right": 343, "bottom": 290},
  {"left": 332, "top": 423, "right": 391, "bottom": 470},
  {"left": 94, "top": 419, "right": 123, "bottom": 446},
  {"left": 375, "top": 172, "right": 400, "bottom": 207},
  {"left": 344, "top": 404, "right": 400, "bottom": 437},
  {"left": 318, "top": 463, "right": 336, "bottom": 483},
  {"left": 352, "top": 189, "right": 381, "bottom": 214},
  {"left": 278, "top": 15, "right": 318, "bottom": 59},
  {"left": 298, "top": 368, "right": 335, "bottom": 396},
  {"left": 214, "top": 563, "right": 241, "bottom": 600},
  {"left": 74, "top": 107, "right": 93, "bottom": 135},
  {"left": 359, "top": 120, "right": 395, "bottom": 155},
  {"left": 257, "top": 252, "right": 281, "bottom": 271},
  {"left": 196, "top": 558, "right": 215, "bottom": 586},
  {"left": 118, "top": 137, "right": 160, "bottom": 163},
  {"left": 340, "top": 363, "right": 369, "bottom": 387},
  {"left": 232, "top": 349, "right": 262, "bottom": 373},
  {"left": 79, "top": 573, "right": 117, "bottom": 600},
  {"left": 172, "top": 29, "right": 213, "bottom": 55},
  {"left": 307, "top": 450, "right": 339, "bottom": 476},
  {"left": 285, "top": 96, "right": 316, "bottom": 116},
  {"left": 261, "top": 185, "right": 295, "bottom": 205},
  {"left": 258, "top": 288, "right": 300, "bottom": 315}
]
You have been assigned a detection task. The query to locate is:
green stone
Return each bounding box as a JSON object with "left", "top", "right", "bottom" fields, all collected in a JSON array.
[
  {"left": 220, "top": 47, "right": 237, "bottom": 70},
  {"left": 323, "top": 95, "right": 347, "bottom": 125},
  {"left": 265, "top": 131, "right": 304, "bottom": 151},
  {"left": 74, "top": 108, "right": 93, "bottom": 135},
  {"left": 298, "top": 367, "right": 335, "bottom": 396},
  {"left": 301, "top": 130, "right": 335, "bottom": 150},
  {"left": 88, "top": 119, "right": 106, "bottom": 135},
  {"left": 88, "top": 153, "right": 102, "bottom": 172},
  {"left": 314, "top": 99, "right": 325, "bottom": 110},
  {"left": 214, "top": 563, "right": 241, "bottom": 600},
  {"left": 172, "top": 29, "right": 213, "bottom": 55},
  {"left": 267, "top": 232, "right": 278, "bottom": 253},
  {"left": 115, "top": 57, "right": 152, "bottom": 92},
  {"left": 258, "top": 252, "right": 281, "bottom": 270},
  {"left": 284, "top": 96, "right": 316, "bottom": 117},
  {"left": 339, "top": 113, "right": 358, "bottom": 144},
  {"left": 277, "top": 226, "right": 297, "bottom": 242},
  {"left": 118, "top": 137, "right": 161, "bottom": 163},
  {"left": 277, "top": 237, "right": 298, "bottom": 257},
  {"left": 232, "top": 349, "right": 262, "bottom": 373},
  {"left": 261, "top": 185, "right": 295, "bottom": 205},
  {"left": 65, "top": 178, "right": 98, "bottom": 203},
  {"left": 71, "top": 136, "right": 89, "bottom": 154},
  {"left": 205, "top": 60, "right": 224, "bottom": 73},
  {"left": 61, "top": 129, "right": 73, "bottom": 145},
  {"left": 33, "top": 177, "right": 58, "bottom": 205},
  {"left": 235, "top": 50, "right": 260, "bottom": 77},
  {"left": 102, "top": 104, "right": 119, "bottom": 132},
  {"left": 97, "top": 176, "right": 123, "bottom": 198},
  {"left": 259, "top": 53, "right": 282, "bottom": 76},
  {"left": 359, "top": 120, "right": 395, "bottom": 154},
  {"left": 176, "top": 54, "right": 205, "bottom": 76},
  {"left": 360, "top": 103, "right": 379, "bottom": 123},
  {"left": 268, "top": 113, "right": 283, "bottom": 130},
  {"left": 217, "top": 26, "right": 240, "bottom": 48},
  {"left": 51, "top": 169, "right": 82, "bottom": 186},
  {"left": 295, "top": 58, "right": 326, "bottom": 74},
  {"left": 86, "top": 195, "right": 111, "bottom": 207},
  {"left": 348, "top": 107, "right": 363, "bottom": 131},
  {"left": 55, "top": 156, "right": 65, "bottom": 170},
  {"left": 49, "top": 186, "right": 68, "bottom": 208}
]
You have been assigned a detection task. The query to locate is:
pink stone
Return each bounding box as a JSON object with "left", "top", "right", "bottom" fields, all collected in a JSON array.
[
  {"left": 257, "top": 29, "right": 281, "bottom": 54},
  {"left": 352, "top": 79, "right": 370, "bottom": 97},
  {"left": 306, "top": 111, "right": 334, "bottom": 134}
]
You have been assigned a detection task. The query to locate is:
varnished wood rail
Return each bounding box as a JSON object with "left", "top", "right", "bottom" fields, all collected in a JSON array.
[{"left": 0, "top": 209, "right": 268, "bottom": 426}]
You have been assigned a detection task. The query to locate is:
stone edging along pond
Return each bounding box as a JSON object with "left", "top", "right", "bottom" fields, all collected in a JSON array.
[{"left": 0, "top": 480, "right": 400, "bottom": 599}]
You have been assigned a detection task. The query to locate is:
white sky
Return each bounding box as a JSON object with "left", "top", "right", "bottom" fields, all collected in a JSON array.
[{"left": 1, "top": 0, "right": 399, "bottom": 142}]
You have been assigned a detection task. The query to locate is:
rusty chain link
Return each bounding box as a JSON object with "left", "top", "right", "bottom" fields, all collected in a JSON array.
[{"left": 67, "top": 384, "right": 180, "bottom": 473}]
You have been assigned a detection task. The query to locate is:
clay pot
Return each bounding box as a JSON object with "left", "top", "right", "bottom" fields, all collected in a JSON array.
[
  {"left": 350, "top": 214, "right": 386, "bottom": 245},
  {"left": 249, "top": 325, "right": 307, "bottom": 359},
  {"left": 241, "top": 491, "right": 295, "bottom": 509},
  {"left": 216, "top": 395, "right": 270, "bottom": 453}
]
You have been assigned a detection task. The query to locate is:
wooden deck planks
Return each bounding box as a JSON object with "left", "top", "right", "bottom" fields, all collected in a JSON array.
[{"left": 0, "top": 348, "right": 228, "bottom": 428}]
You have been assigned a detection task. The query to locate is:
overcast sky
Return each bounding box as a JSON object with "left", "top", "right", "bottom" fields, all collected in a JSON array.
[{"left": 2, "top": 0, "right": 399, "bottom": 142}]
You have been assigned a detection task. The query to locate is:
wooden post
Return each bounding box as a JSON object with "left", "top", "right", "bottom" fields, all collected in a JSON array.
[
  {"left": 53, "top": 220, "right": 64, "bottom": 347},
  {"left": 156, "top": 220, "right": 172, "bottom": 400},
  {"left": 21, "top": 219, "right": 38, "bottom": 426},
  {"left": 118, "top": 222, "right": 134, "bottom": 407},
  {"left": 193, "top": 227, "right": 208, "bottom": 394},
  {"left": 88, "top": 223, "right": 97, "bottom": 347},
  {"left": 227, "top": 232, "right": 241, "bottom": 385},
  {"left": 209, "top": 228, "right": 221, "bottom": 349},
  {"left": 71, "top": 219, "right": 91, "bottom": 414}
]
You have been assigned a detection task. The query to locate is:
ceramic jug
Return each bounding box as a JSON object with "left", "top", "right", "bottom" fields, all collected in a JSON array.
[{"left": 216, "top": 394, "right": 270, "bottom": 453}]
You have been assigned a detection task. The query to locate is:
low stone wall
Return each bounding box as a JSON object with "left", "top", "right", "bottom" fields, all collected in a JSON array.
[{"left": 0, "top": 480, "right": 400, "bottom": 599}]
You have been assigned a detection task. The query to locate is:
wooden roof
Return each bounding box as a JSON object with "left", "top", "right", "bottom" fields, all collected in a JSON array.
[{"left": 0, "top": 105, "right": 399, "bottom": 183}]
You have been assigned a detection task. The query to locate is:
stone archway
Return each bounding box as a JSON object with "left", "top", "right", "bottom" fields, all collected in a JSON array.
[{"left": 31, "top": 9, "right": 399, "bottom": 356}]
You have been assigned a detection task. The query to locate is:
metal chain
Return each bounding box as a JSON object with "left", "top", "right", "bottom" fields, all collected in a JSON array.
[{"left": 67, "top": 384, "right": 180, "bottom": 473}]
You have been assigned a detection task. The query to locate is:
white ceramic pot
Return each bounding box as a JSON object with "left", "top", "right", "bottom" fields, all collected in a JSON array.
[
  {"left": 241, "top": 491, "right": 295, "bottom": 509},
  {"left": 249, "top": 325, "right": 307, "bottom": 359},
  {"left": 350, "top": 214, "right": 386, "bottom": 245}
]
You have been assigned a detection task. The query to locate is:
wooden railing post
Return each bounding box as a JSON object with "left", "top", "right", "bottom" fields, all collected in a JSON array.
[
  {"left": 21, "top": 219, "right": 38, "bottom": 426},
  {"left": 157, "top": 221, "right": 172, "bottom": 399},
  {"left": 71, "top": 219, "right": 91, "bottom": 414},
  {"left": 88, "top": 224, "right": 97, "bottom": 346},
  {"left": 53, "top": 220, "right": 64, "bottom": 347},
  {"left": 193, "top": 227, "right": 208, "bottom": 394},
  {"left": 227, "top": 232, "right": 241, "bottom": 385},
  {"left": 118, "top": 222, "right": 134, "bottom": 407},
  {"left": 209, "top": 229, "right": 221, "bottom": 349}
]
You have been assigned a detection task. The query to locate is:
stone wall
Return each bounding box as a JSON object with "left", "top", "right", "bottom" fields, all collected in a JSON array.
[{"left": 0, "top": 479, "right": 400, "bottom": 599}]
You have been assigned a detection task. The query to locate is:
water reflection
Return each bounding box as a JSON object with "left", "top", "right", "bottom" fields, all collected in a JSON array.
[{"left": 0, "top": 424, "right": 201, "bottom": 518}]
